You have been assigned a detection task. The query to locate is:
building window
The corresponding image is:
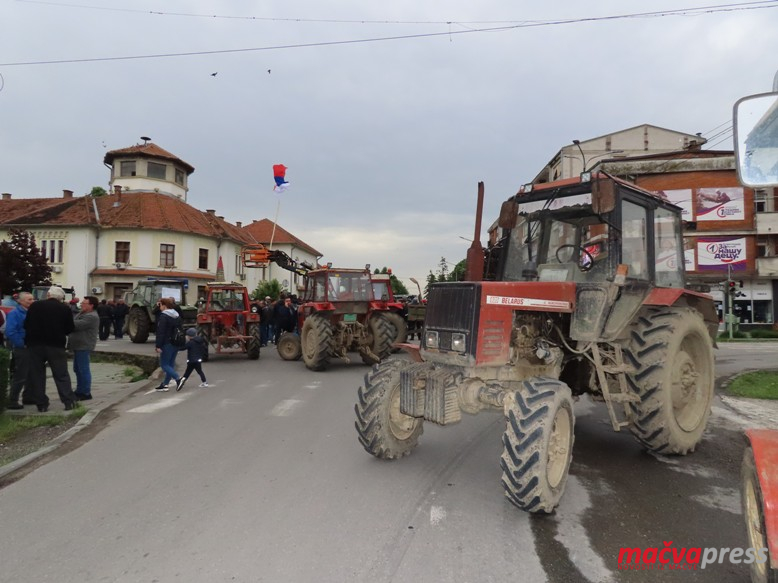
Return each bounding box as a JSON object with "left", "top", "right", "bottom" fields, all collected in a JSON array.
[
  {"left": 175, "top": 168, "right": 185, "bottom": 185},
  {"left": 148, "top": 162, "right": 167, "bottom": 179},
  {"left": 115, "top": 241, "right": 130, "bottom": 263},
  {"left": 755, "top": 189, "right": 767, "bottom": 213},
  {"left": 235, "top": 254, "right": 244, "bottom": 276},
  {"left": 120, "top": 161, "right": 136, "bottom": 177},
  {"left": 40, "top": 239, "right": 64, "bottom": 263},
  {"left": 199, "top": 248, "right": 209, "bottom": 270},
  {"left": 160, "top": 244, "right": 175, "bottom": 267}
]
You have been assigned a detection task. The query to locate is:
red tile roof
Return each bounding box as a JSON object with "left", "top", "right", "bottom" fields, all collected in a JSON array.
[
  {"left": 103, "top": 143, "right": 195, "bottom": 174},
  {"left": 0, "top": 192, "right": 253, "bottom": 244},
  {"left": 242, "top": 218, "right": 322, "bottom": 257}
]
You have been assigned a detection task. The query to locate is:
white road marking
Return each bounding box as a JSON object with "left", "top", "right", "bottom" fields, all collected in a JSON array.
[
  {"left": 302, "top": 381, "right": 322, "bottom": 390},
  {"left": 128, "top": 396, "right": 189, "bottom": 413},
  {"left": 270, "top": 399, "right": 304, "bottom": 416},
  {"left": 554, "top": 476, "right": 615, "bottom": 583},
  {"left": 691, "top": 486, "right": 741, "bottom": 515},
  {"left": 647, "top": 452, "right": 719, "bottom": 479},
  {"left": 254, "top": 382, "right": 274, "bottom": 389},
  {"left": 429, "top": 505, "right": 446, "bottom": 526}
]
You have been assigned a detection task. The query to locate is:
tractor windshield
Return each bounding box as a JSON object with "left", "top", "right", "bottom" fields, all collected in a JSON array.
[
  {"left": 306, "top": 271, "right": 373, "bottom": 302},
  {"left": 503, "top": 192, "right": 616, "bottom": 283}
]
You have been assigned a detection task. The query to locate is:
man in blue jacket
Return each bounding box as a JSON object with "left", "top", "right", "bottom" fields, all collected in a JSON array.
[{"left": 5, "top": 291, "right": 34, "bottom": 409}]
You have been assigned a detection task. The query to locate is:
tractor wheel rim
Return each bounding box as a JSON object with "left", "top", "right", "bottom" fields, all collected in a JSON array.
[
  {"left": 671, "top": 350, "right": 704, "bottom": 432},
  {"left": 744, "top": 475, "right": 767, "bottom": 578},
  {"left": 546, "top": 406, "right": 572, "bottom": 489},
  {"left": 388, "top": 386, "right": 415, "bottom": 441}
]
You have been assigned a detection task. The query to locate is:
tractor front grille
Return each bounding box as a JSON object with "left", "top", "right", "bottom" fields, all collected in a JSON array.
[{"left": 423, "top": 283, "right": 480, "bottom": 357}]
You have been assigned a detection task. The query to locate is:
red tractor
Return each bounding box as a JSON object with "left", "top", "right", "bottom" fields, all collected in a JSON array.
[
  {"left": 276, "top": 267, "right": 397, "bottom": 371},
  {"left": 355, "top": 174, "right": 717, "bottom": 513},
  {"left": 196, "top": 282, "right": 260, "bottom": 359},
  {"left": 370, "top": 272, "right": 408, "bottom": 345}
]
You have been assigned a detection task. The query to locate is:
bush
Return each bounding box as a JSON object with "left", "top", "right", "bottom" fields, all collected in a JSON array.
[
  {"left": 718, "top": 330, "right": 748, "bottom": 340},
  {"left": 749, "top": 328, "right": 778, "bottom": 339},
  {"left": 0, "top": 347, "right": 10, "bottom": 415}
]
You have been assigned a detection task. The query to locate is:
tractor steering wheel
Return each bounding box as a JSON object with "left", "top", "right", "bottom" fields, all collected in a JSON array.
[{"left": 555, "top": 244, "right": 595, "bottom": 272}]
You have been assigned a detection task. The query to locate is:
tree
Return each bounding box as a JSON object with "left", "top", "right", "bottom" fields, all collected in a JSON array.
[
  {"left": 89, "top": 186, "right": 108, "bottom": 197},
  {"left": 0, "top": 229, "right": 51, "bottom": 296},
  {"left": 425, "top": 271, "right": 437, "bottom": 297},
  {"left": 252, "top": 279, "right": 283, "bottom": 301}
]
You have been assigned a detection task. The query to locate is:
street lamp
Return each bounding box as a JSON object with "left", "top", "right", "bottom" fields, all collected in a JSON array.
[{"left": 409, "top": 277, "right": 422, "bottom": 299}]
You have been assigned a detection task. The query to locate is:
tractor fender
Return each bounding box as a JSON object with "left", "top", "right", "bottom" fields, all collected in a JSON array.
[
  {"left": 745, "top": 429, "right": 778, "bottom": 564},
  {"left": 643, "top": 288, "right": 718, "bottom": 345},
  {"left": 396, "top": 343, "right": 423, "bottom": 362}
]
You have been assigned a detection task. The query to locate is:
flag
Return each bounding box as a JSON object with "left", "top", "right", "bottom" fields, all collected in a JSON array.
[
  {"left": 273, "top": 164, "right": 289, "bottom": 193},
  {"left": 216, "top": 255, "right": 225, "bottom": 281}
]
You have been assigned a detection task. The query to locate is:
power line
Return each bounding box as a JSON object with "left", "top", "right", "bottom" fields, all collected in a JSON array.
[
  {"left": 4, "top": 1, "right": 778, "bottom": 67},
  {"left": 15, "top": 0, "right": 778, "bottom": 25},
  {"left": 701, "top": 119, "right": 732, "bottom": 136}
]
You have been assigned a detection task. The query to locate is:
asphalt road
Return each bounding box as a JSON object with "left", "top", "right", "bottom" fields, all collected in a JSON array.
[{"left": 0, "top": 342, "right": 775, "bottom": 582}]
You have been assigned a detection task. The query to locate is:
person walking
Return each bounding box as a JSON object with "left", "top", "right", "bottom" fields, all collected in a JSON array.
[
  {"left": 176, "top": 328, "right": 209, "bottom": 391},
  {"left": 24, "top": 286, "right": 78, "bottom": 412},
  {"left": 4, "top": 291, "right": 35, "bottom": 409},
  {"left": 70, "top": 296, "right": 99, "bottom": 400},
  {"left": 96, "top": 299, "right": 113, "bottom": 341},
  {"left": 112, "top": 298, "right": 129, "bottom": 339},
  {"left": 154, "top": 297, "right": 182, "bottom": 391}
]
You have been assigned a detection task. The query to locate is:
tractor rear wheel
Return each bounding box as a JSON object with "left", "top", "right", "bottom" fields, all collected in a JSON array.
[
  {"left": 361, "top": 313, "right": 394, "bottom": 365},
  {"left": 624, "top": 307, "right": 714, "bottom": 455},
  {"left": 302, "top": 313, "right": 334, "bottom": 371},
  {"left": 246, "top": 323, "right": 261, "bottom": 360},
  {"left": 500, "top": 378, "right": 575, "bottom": 513},
  {"left": 277, "top": 332, "right": 302, "bottom": 360},
  {"left": 127, "top": 307, "right": 150, "bottom": 344},
  {"left": 355, "top": 359, "right": 423, "bottom": 459},
  {"left": 384, "top": 312, "right": 408, "bottom": 352}
]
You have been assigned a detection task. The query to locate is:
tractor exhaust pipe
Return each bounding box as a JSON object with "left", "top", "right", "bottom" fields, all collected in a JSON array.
[{"left": 465, "top": 181, "right": 485, "bottom": 281}]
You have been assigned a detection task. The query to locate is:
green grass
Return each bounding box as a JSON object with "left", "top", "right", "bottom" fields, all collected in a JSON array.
[
  {"left": 123, "top": 367, "right": 148, "bottom": 382},
  {"left": 727, "top": 371, "right": 778, "bottom": 400},
  {"left": 0, "top": 408, "right": 87, "bottom": 443}
]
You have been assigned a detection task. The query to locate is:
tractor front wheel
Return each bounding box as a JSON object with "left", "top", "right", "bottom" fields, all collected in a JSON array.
[
  {"left": 127, "top": 307, "right": 150, "bottom": 344},
  {"left": 500, "top": 378, "right": 575, "bottom": 513},
  {"left": 277, "top": 332, "right": 302, "bottom": 361},
  {"left": 625, "top": 307, "right": 714, "bottom": 455},
  {"left": 355, "top": 359, "right": 423, "bottom": 459},
  {"left": 246, "top": 323, "right": 261, "bottom": 360},
  {"left": 197, "top": 324, "right": 211, "bottom": 361},
  {"left": 302, "top": 313, "right": 334, "bottom": 371},
  {"left": 742, "top": 444, "right": 777, "bottom": 583}
]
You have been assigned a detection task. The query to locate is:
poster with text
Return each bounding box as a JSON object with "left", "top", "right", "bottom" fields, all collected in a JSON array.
[
  {"left": 696, "top": 187, "right": 744, "bottom": 221},
  {"left": 696, "top": 237, "right": 747, "bottom": 272}
]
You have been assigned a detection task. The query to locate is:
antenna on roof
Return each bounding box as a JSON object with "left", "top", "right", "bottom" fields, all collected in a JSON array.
[{"left": 140, "top": 136, "right": 151, "bottom": 145}]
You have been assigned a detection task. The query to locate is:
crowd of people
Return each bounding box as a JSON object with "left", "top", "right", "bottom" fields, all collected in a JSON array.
[
  {"left": 257, "top": 293, "right": 299, "bottom": 346},
  {"left": 3, "top": 287, "right": 99, "bottom": 412}
]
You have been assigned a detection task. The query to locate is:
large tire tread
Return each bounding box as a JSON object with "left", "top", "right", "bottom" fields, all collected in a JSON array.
[{"left": 302, "top": 314, "right": 334, "bottom": 371}]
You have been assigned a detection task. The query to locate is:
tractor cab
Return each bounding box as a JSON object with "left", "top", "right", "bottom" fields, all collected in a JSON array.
[
  {"left": 303, "top": 268, "right": 374, "bottom": 304},
  {"left": 499, "top": 173, "right": 686, "bottom": 290}
]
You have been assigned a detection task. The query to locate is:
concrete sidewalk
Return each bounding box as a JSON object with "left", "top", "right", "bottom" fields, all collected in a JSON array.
[{"left": 1, "top": 345, "right": 160, "bottom": 478}]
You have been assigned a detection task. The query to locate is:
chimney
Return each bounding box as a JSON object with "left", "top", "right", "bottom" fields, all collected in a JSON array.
[
  {"left": 1, "top": 193, "right": 11, "bottom": 201},
  {"left": 206, "top": 209, "right": 216, "bottom": 215},
  {"left": 114, "top": 185, "right": 122, "bottom": 195},
  {"left": 217, "top": 215, "right": 224, "bottom": 220},
  {"left": 63, "top": 189, "right": 74, "bottom": 199},
  {"left": 236, "top": 221, "right": 242, "bottom": 228}
]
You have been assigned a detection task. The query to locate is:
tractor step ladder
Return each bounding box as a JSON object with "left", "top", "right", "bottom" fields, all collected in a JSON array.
[{"left": 590, "top": 343, "right": 638, "bottom": 431}]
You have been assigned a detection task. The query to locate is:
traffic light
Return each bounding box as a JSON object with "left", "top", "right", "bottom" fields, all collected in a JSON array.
[{"left": 727, "top": 281, "right": 737, "bottom": 295}]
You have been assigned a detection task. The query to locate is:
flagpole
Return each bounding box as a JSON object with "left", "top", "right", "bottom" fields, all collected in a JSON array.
[{"left": 269, "top": 197, "right": 281, "bottom": 250}]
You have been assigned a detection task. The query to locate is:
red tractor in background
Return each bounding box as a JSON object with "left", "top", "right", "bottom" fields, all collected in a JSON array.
[
  {"left": 276, "top": 267, "right": 397, "bottom": 371},
  {"left": 355, "top": 175, "right": 717, "bottom": 514},
  {"left": 370, "top": 272, "right": 408, "bottom": 346},
  {"left": 196, "top": 282, "right": 260, "bottom": 359}
]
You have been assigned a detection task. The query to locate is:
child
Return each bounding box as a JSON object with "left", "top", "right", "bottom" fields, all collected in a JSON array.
[{"left": 176, "top": 328, "right": 209, "bottom": 391}]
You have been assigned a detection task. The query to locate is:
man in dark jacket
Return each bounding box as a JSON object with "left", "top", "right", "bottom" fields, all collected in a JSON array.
[
  {"left": 274, "top": 296, "right": 297, "bottom": 340},
  {"left": 154, "top": 297, "right": 182, "bottom": 391},
  {"left": 112, "top": 298, "right": 129, "bottom": 339},
  {"left": 96, "top": 299, "right": 113, "bottom": 341},
  {"left": 24, "top": 286, "right": 78, "bottom": 412}
]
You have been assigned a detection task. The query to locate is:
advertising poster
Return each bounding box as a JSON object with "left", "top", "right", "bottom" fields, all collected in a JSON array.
[
  {"left": 696, "top": 237, "right": 747, "bottom": 272},
  {"left": 684, "top": 248, "right": 695, "bottom": 271},
  {"left": 660, "top": 189, "right": 694, "bottom": 220},
  {"left": 696, "top": 187, "right": 744, "bottom": 221}
]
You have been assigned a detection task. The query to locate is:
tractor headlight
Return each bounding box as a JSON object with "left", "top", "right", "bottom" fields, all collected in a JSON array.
[
  {"left": 425, "top": 330, "right": 439, "bottom": 349},
  {"left": 451, "top": 333, "right": 466, "bottom": 352}
]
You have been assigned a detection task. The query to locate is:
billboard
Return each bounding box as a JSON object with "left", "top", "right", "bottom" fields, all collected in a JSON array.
[
  {"left": 696, "top": 187, "right": 745, "bottom": 222},
  {"left": 696, "top": 237, "right": 747, "bottom": 272}
]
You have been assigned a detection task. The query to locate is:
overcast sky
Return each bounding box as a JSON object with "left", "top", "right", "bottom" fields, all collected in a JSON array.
[{"left": 2, "top": 0, "right": 778, "bottom": 291}]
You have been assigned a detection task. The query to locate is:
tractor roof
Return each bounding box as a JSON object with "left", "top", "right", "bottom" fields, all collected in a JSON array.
[{"left": 521, "top": 172, "right": 670, "bottom": 205}]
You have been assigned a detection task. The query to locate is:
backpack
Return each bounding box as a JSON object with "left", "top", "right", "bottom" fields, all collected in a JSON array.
[{"left": 171, "top": 322, "right": 187, "bottom": 349}]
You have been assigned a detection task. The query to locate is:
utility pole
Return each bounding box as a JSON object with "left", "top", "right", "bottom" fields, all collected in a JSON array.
[{"left": 727, "top": 264, "right": 735, "bottom": 340}]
